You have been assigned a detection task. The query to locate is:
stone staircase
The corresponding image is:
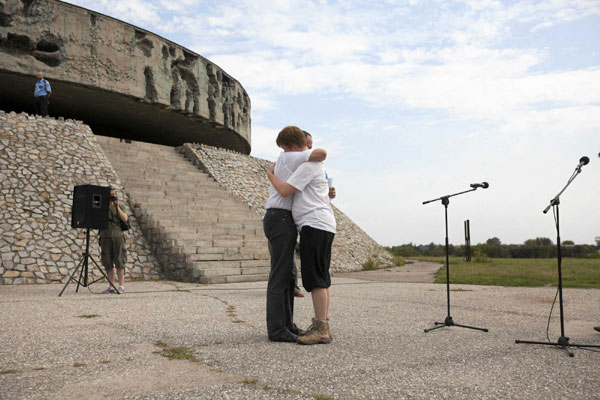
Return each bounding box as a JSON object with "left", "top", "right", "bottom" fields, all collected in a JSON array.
[{"left": 96, "top": 136, "right": 270, "bottom": 283}]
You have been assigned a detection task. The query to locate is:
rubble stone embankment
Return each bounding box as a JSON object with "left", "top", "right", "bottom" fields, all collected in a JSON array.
[
  {"left": 0, "top": 110, "right": 161, "bottom": 284},
  {"left": 182, "top": 144, "right": 394, "bottom": 272}
]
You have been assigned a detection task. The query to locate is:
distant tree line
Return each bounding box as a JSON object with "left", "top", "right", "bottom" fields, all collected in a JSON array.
[{"left": 387, "top": 237, "right": 600, "bottom": 259}]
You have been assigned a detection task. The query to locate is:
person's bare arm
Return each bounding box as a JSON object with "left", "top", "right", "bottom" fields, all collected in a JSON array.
[
  {"left": 267, "top": 163, "right": 297, "bottom": 198},
  {"left": 114, "top": 200, "right": 128, "bottom": 222},
  {"left": 308, "top": 148, "right": 327, "bottom": 162}
]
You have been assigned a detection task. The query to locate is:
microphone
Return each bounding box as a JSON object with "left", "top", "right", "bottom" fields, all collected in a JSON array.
[
  {"left": 576, "top": 156, "right": 589, "bottom": 171},
  {"left": 470, "top": 182, "right": 489, "bottom": 189}
]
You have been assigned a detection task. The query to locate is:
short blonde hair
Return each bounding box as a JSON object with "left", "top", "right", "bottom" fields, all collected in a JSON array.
[{"left": 276, "top": 126, "right": 307, "bottom": 148}]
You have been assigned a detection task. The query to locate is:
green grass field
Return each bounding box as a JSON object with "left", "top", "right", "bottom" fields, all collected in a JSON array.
[{"left": 411, "top": 256, "right": 600, "bottom": 288}]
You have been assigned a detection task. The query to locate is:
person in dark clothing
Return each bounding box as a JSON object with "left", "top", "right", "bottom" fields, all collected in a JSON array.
[{"left": 100, "top": 188, "right": 128, "bottom": 294}]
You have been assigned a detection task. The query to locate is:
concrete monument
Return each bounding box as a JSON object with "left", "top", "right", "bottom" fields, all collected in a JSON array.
[{"left": 0, "top": 0, "right": 251, "bottom": 152}]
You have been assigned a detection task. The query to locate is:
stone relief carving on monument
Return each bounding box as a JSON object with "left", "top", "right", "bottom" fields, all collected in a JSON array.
[{"left": 0, "top": 0, "right": 251, "bottom": 152}]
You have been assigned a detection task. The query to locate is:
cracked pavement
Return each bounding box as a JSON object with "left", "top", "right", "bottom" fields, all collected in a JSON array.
[{"left": 1, "top": 277, "right": 599, "bottom": 399}]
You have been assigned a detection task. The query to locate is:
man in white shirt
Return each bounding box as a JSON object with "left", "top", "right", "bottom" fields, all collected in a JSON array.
[
  {"left": 267, "top": 146, "right": 336, "bottom": 345},
  {"left": 304, "top": 130, "right": 336, "bottom": 199},
  {"left": 291, "top": 130, "right": 336, "bottom": 298},
  {"left": 263, "top": 126, "right": 327, "bottom": 342}
]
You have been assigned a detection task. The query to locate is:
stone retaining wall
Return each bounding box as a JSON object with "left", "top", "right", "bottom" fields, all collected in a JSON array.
[
  {"left": 0, "top": 110, "right": 161, "bottom": 284},
  {"left": 182, "top": 144, "right": 394, "bottom": 272}
]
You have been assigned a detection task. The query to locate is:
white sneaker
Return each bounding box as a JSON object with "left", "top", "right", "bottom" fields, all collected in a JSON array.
[
  {"left": 118, "top": 286, "right": 125, "bottom": 293},
  {"left": 102, "top": 286, "right": 116, "bottom": 294}
]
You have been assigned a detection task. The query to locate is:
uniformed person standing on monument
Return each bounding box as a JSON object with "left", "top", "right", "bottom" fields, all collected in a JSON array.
[{"left": 33, "top": 72, "right": 52, "bottom": 117}]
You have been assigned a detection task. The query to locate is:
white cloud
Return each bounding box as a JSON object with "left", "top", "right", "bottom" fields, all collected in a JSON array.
[
  {"left": 68, "top": 0, "right": 598, "bottom": 128},
  {"left": 249, "top": 124, "right": 281, "bottom": 161},
  {"left": 66, "top": 0, "right": 161, "bottom": 26},
  {"left": 209, "top": 45, "right": 600, "bottom": 134},
  {"left": 243, "top": 92, "right": 278, "bottom": 113},
  {"left": 156, "top": 0, "right": 197, "bottom": 12}
]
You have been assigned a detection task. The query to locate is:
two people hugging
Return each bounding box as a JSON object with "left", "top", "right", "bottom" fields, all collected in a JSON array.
[{"left": 263, "top": 126, "right": 336, "bottom": 345}]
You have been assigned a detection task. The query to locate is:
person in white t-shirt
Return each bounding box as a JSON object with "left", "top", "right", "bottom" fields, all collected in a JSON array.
[
  {"left": 263, "top": 126, "right": 327, "bottom": 342},
  {"left": 290, "top": 130, "right": 336, "bottom": 299},
  {"left": 304, "top": 130, "right": 336, "bottom": 200},
  {"left": 267, "top": 149, "right": 336, "bottom": 345}
]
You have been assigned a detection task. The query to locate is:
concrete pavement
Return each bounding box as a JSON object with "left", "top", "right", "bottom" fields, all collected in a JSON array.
[{"left": 1, "top": 278, "right": 599, "bottom": 399}]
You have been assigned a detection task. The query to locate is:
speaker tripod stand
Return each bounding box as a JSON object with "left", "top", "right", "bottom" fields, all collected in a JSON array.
[
  {"left": 423, "top": 186, "right": 488, "bottom": 333},
  {"left": 58, "top": 228, "right": 120, "bottom": 296},
  {"left": 516, "top": 161, "right": 599, "bottom": 357}
]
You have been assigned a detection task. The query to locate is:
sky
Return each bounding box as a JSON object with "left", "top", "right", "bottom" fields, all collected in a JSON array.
[{"left": 66, "top": 0, "right": 600, "bottom": 246}]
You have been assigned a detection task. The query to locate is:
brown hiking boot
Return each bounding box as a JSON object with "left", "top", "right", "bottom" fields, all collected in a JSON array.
[
  {"left": 298, "top": 317, "right": 317, "bottom": 337},
  {"left": 297, "top": 319, "right": 330, "bottom": 345},
  {"left": 299, "top": 318, "right": 334, "bottom": 340}
]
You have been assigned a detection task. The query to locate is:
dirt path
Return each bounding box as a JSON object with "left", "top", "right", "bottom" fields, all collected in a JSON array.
[{"left": 334, "top": 259, "right": 442, "bottom": 283}]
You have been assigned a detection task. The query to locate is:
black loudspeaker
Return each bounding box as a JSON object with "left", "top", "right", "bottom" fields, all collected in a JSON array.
[{"left": 71, "top": 185, "right": 110, "bottom": 229}]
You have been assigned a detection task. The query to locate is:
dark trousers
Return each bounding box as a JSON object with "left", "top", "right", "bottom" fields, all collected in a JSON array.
[
  {"left": 263, "top": 208, "right": 297, "bottom": 339},
  {"left": 300, "top": 226, "right": 334, "bottom": 292},
  {"left": 34, "top": 96, "right": 48, "bottom": 117},
  {"left": 100, "top": 236, "right": 126, "bottom": 270},
  {"left": 292, "top": 263, "right": 300, "bottom": 292}
]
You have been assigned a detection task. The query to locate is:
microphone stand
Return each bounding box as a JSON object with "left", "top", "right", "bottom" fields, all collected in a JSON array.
[
  {"left": 516, "top": 166, "right": 600, "bottom": 356},
  {"left": 423, "top": 186, "right": 488, "bottom": 333}
]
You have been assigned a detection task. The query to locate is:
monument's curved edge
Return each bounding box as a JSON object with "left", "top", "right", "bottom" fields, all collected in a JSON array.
[{"left": 0, "top": 0, "right": 251, "bottom": 153}]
